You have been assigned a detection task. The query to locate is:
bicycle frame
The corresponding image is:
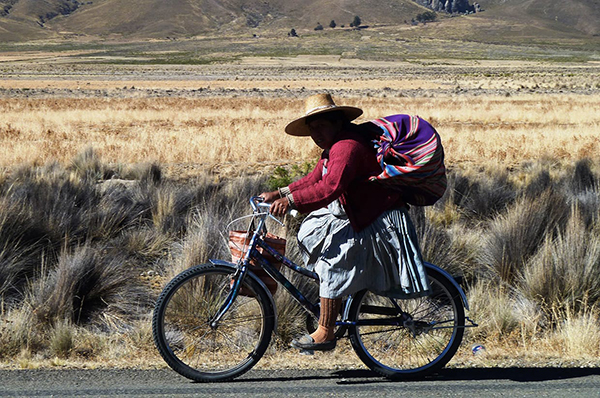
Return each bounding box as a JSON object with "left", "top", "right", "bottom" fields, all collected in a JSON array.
[{"left": 211, "top": 196, "right": 473, "bottom": 332}]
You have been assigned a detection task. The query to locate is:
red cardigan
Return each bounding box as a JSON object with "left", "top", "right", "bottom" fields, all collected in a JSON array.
[{"left": 288, "top": 129, "right": 404, "bottom": 232}]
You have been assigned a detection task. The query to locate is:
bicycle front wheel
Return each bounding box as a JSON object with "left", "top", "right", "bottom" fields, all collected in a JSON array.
[
  {"left": 152, "top": 263, "right": 275, "bottom": 382},
  {"left": 347, "top": 267, "right": 465, "bottom": 380}
]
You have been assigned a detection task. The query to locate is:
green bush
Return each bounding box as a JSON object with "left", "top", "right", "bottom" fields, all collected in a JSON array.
[
  {"left": 416, "top": 11, "right": 437, "bottom": 23},
  {"left": 266, "top": 161, "right": 316, "bottom": 191}
]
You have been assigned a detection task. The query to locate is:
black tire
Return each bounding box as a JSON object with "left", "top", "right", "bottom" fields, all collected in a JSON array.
[
  {"left": 347, "top": 267, "right": 465, "bottom": 380},
  {"left": 152, "top": 263, "right": 275, "bottom": 382}
]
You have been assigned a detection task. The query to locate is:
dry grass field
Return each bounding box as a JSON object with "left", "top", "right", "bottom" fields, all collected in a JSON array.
[
  {"left": 1, "top": 59, "right": 599, "bottom": 176},
  {"left": 1, "top": 93, "right": 599, "bottom": 175},
  {"left": 1, "top": 58, "right": 600, "bottom": 371}
]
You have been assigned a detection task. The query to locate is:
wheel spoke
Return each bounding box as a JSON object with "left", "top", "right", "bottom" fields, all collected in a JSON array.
[{"left": 215, "top": 328, "right": 252, "bottom": 354}]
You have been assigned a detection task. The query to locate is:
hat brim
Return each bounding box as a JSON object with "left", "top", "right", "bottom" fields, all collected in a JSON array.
[{"left": 285, "top": 106, "right": 363, "bottom": 136}]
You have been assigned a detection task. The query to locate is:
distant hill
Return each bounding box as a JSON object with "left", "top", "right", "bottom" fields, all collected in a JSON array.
[
  {"left": 0, "top": 0, "right": 425, "bottom": 41},
  {"left": 0, "top": 0, "right": 598, "bottom": 42},
  {"left": 476, "top": 0, "right": 599, "bottom": 36}
]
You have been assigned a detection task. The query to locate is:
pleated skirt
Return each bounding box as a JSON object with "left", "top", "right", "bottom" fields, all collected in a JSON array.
[{"left": 297, "top": 205, "right": 430, "bottom": 299}]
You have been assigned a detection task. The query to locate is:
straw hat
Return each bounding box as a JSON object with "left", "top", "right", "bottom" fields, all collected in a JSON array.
[{"left": 285, "top": 93, "right": 363, "bottom": 136}]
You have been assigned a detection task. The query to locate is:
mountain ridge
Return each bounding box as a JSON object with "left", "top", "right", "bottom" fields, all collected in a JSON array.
[{"left": 0, "top": 0, "right": 598, "bottom": 43}]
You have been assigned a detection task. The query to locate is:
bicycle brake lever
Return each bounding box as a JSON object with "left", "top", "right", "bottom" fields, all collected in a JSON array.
[{"left": 267, "top": 208, "right": 299, "bottom": 225}]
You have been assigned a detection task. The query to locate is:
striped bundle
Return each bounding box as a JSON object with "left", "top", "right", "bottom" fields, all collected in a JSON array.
[{"left": 369, "top": 114, "right": 447, "bottom": 206}]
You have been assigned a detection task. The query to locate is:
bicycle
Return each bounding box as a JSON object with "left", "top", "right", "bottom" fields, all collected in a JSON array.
[{"left": 152, "top": 196, "right": 476, "bottom": 382}]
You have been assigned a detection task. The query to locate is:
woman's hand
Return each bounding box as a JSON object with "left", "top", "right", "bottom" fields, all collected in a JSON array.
[
  {"left": 269, "top": 197, "right": 290, "bottom": 217},
  {"left": 259, "top": 191, "right": 291, "bottom": 216},
  {"left": 258, "top": 190, "right": 280, "bottom": 203}
]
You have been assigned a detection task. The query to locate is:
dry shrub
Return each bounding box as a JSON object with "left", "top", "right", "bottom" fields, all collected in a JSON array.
[
  {"left": 551, "top": 307, "right": 600, "bottom": 359},
  {"left": 564, "top": 159, "right": 600, "bottom": 229},
  {"left": 47, "top": 318, "right": 156, "bottom": 362},
  {"left": 116, "top": 228, "right": 173, "bottom": 267},
  {"left": 171, "top": 210, "right": 218, "bottom": 279},
  {"left": 448, "top": 169, "right": 516, "bottom": 221},
  {"left": 150, "top": 184, "right": 196, "bottom": 235},
  {"left": 522, "top": 167, "right": 553, "bottom": 199},
  {"left": 33, "top": 245, "right": 153, "bottom": 329},
  {"left": 122, "top": 316, "right": 154, "bottom": 355},
  {"left": 88, "top": 183, "right": 151, "bottom": 242},
  {"left": 0, "top": 152, "right": 267, "bottom": 361},
  {"left": 467, "top": 280, "right": 521, "bottom": 339},
  {"left": 467, "top": 280, "right": 543, "bottom": 347},
  {"left": 0, "top": 199, "right": 47, "bottom": 303},
  {"left": 170, "top": 174, "right": 267, "bottom": 275},
  {"left": 70, "top": 326, "right": 108, "bottom": 360},
  {"left": 69, "top": 147, "right": 116, "bottom": 180},
  {"left": 49, "top": 320, "right": 74, "bottom": 359},
  {"left": 272, "top": 269, "right": 319, "bottom": 347},
  {"left": 5, "top": 160, "right": 99, "bottom": 247},
  {"left": 479, "top": 189, "right": 569, "bottom": 284},
  {"left": 0, "top": 304, "right": 43, "bottom": 359},
  {"left": 570, "top": 158, "right": 598, "bottom": 193},
  {"left": 519, "top": 214, "right": 600, "bottom": 316}
]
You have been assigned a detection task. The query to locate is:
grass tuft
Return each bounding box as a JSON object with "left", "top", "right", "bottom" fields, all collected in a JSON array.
[
  {"left": 479, "top": 188, "right": 569, "bottom": 284},
  {"left": 552, "top": 307, "right": 600, "bottom": 359},
  {"left": 570, "top": 158, "right": 597, "bottom": 193},
  {"left": 49, "top": 320, "right": 74, "bottom": 359},
  {"left": 69, "top": 147, "right": 115, "bottom": 181},
  {"left": 519, "top": 213, "right": 600, "bottom": 317},
  {"left": 33, "top": 245, "right": 152, "bottom": 329}
]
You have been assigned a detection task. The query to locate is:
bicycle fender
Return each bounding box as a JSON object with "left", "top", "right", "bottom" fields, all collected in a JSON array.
[
  {"left": 208, "top": 259, "right": 279, "bottom": 332},
  {"left": 424, "top": 262, "right": 469, "bottom": 311}
]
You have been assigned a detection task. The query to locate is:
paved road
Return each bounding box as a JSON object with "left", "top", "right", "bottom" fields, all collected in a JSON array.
[{"left": 1, "top": 367, "right": 599, "bottom": 397}]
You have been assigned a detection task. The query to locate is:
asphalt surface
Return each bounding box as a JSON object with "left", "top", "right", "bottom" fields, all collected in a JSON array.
[{"left": 1, "top": 367, "right": 600, "bottom": 397}]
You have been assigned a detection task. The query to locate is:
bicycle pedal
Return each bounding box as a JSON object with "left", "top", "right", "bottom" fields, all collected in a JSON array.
[{"left": 299, "top": 349, "right": 314, "bottom": 356}]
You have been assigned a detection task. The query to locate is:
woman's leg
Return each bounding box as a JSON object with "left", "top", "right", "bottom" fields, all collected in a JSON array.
[{"left": 310, "top": 297, "right": 342, "bottom": 343}]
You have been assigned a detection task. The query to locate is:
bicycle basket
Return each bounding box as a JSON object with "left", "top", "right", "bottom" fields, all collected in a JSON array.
[{"left": 229, "top": 230, "right": 286, "bottom": 295}]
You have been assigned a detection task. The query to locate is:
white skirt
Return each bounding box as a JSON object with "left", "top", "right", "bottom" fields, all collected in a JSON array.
[{"left": 297, "top": 203, "right": 430, "bottom": 299}]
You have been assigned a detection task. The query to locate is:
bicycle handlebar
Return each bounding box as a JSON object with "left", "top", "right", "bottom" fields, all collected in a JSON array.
[{"left": 250, "top": 196, "right": 299, "bottom": 218}]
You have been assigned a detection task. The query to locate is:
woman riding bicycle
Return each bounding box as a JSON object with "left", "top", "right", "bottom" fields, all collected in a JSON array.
[{"left": 260, "top": 93, "right": 430, "bottom": 352}]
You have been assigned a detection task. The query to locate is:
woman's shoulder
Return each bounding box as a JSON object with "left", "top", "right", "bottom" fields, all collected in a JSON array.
[{"left": 331, "top": 130, "right": 373, "bottom": 154}]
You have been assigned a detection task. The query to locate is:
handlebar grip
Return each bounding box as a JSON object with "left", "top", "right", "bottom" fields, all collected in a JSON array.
[
  {"left": 253, "top": 196, "right": 299, "bottom": 218},
  {"left": 288, "top": 209, "right": 300, "bottom": 218}
]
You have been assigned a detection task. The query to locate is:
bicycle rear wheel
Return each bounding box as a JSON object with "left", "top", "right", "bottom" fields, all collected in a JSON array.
[
  {"left": 152, "top": 263, "right": 275, "bottom": 382},
  {"left": 347, "top": 267, "right": 465, "bottom": 380}
]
